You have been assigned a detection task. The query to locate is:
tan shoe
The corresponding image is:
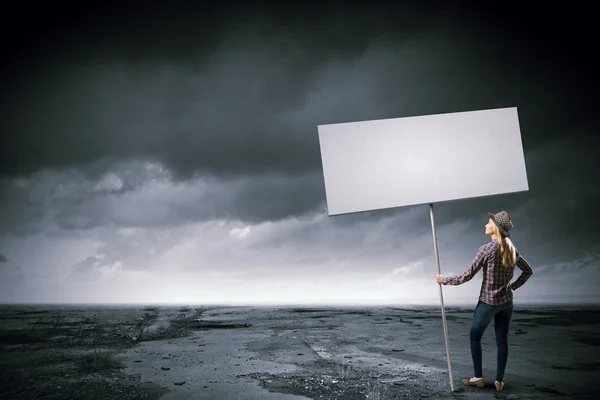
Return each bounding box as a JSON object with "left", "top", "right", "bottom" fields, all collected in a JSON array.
[
  {"left": 495, "top": 381, "right": 504, "bottom": 391},
  {"left": 461, "top": 377, "right": 484, "bottom": 388}
]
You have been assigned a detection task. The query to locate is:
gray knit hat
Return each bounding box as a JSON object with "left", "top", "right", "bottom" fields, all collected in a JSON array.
[{"left": 488, "top": 211, "right": 512, "bottom": 237}]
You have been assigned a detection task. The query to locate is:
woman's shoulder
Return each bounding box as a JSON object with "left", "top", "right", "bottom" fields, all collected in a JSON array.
[
  {"left": 478, "top": 241, "right": 497, "bottom": 255},
  {"left": 481, "top": 240, "right": 498, "bottom": 250}
]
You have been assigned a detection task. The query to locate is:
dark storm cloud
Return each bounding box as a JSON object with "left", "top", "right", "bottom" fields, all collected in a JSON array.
[
  {"left": 0, "top": 2, "right": 444, "bottom": 179},
  {"left": 1, "top": 2, "right": 596, "bottom": 181},
  {"left": 0, "top": 163, "right": 326, "bottom": 237},
  {"left": 68, "top": 256, "right": 107, "bottom": 282},
  {"left": 0, "top": 2, "right": 597, "bottom": 234},
  {"left": 0, "top": 129, "right": 597, "bottom": 239},
  {"left": 0, "top": 250, "right": 23, "bottom": 282},
  {"left": 534, "top": 250, "right": 600, "bottom": 278}
]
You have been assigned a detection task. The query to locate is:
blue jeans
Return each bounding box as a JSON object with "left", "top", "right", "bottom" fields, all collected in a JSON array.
[{"left": 470, "top": 300, "right": 513, "bottom": 382}]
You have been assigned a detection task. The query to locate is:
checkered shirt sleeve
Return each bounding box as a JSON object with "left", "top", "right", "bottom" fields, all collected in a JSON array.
[
  {"left": 442, "top": 244, "right": 490, "bottom": 286},
  {"left": 511, "top": 252, "right": 534, "bottom": 290}
]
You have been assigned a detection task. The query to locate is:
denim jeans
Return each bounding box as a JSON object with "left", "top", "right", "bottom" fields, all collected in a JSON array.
[{"left": 470, "top": 300, "right": 513, "bottom": 382}]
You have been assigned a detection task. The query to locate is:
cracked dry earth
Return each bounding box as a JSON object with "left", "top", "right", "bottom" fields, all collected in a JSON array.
[{"left": 116, "top": 305, "right": 600, "bottom": 399}]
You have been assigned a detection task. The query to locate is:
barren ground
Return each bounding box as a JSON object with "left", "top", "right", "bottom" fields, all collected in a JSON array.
[{"left": 1, "top": 304, "right": 599, "bottom": 399}]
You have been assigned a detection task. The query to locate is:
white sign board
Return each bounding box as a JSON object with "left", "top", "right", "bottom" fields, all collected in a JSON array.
[{"left": 317, "top": 107, "right": 529, "bottom": 216}]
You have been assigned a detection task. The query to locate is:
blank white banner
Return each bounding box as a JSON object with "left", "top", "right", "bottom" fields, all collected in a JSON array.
[{"left": 317, "top": 107, "right": 529, "bottom": 216}]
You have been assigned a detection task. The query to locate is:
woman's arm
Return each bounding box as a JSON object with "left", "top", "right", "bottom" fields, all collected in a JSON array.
[
  {"left": 510, "top": 252, "right": 533, "bottom": 290},
  {"left": 443, "top": 244, "right": 489, "bottom": 286}
]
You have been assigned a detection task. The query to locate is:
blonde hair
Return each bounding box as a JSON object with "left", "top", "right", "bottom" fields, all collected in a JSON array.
[{"left": 494, "top": 224, "right": 516, "bottom": 268}]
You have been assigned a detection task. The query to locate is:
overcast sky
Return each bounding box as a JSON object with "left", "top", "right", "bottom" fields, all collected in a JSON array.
[{"left": 1, "top": 2, "right": 598, "bottom": 306}]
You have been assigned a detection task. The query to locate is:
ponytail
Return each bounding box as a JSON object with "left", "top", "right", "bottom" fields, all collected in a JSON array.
[{"left": 496, "top": 227, "right": 516, "bottom": 268}]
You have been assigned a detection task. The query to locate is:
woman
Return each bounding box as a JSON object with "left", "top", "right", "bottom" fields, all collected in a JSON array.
[{"left": 434, "top": 211, "right": 533, "bottom": 392}]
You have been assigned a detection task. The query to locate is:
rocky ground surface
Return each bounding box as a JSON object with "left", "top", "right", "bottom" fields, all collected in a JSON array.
[{"left": 1, "top": 304, "right": 599, "bottom": 399}]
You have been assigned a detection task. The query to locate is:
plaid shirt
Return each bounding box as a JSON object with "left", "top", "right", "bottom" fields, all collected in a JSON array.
[{"left": 442, "top": 239, "right": 533, "bottom": 305}]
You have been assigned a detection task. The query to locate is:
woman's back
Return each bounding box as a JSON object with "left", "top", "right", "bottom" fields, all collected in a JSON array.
[
  {"left": 481, "top": 240, "right": 517, "bottom": 305},
  {"left": 442, "top": 238, "right": 534, "bottom": 305}
]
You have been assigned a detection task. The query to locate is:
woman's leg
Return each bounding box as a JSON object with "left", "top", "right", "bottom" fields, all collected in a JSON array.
[
  {"left": 470, "top": 301, "right": 497, "bottom": 378},
  {"left": 494, "top": 305, "right": 513, "bottom": 382}
]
